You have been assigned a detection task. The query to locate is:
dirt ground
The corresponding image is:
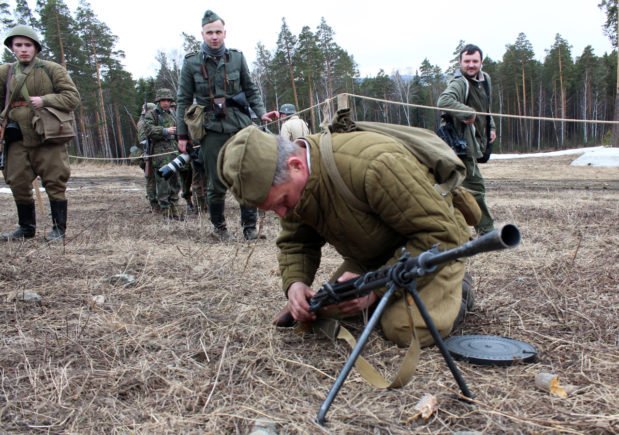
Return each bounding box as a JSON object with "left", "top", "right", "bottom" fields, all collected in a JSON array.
[{"left": 0, "top": 154, "right": 617, "bottom": 434}]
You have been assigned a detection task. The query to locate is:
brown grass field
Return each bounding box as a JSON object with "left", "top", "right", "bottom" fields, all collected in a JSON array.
[{"left": 0, "top": 154, "right": 617, "bottom": 434}]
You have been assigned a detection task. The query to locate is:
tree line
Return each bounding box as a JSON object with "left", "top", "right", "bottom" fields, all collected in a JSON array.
[{"left": 0, "top": 0, "right": 616, "bottom": 161}]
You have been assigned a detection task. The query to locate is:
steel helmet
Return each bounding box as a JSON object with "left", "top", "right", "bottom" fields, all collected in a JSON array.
[
  {"left": 279, "top": 104, "right": 296, "bottom": 115},
  {"left": 3, "top": 25, "right": 42, "bottom": 52},
  {"left": 155, "top": 88, "right": 175, "bottom": 102}
]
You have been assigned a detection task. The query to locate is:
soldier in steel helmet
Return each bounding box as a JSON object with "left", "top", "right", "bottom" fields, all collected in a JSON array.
[
  {"left": 0, "top": 25, "right": 80, "bottom": 242},
  {"left": 144, "top": 88, "right": 182, "bottom": 219},
  {"left": 137, "top": 102, "right": 158, "bottom": 211},
  {"left": 176, "top": 9, "right": 279, "bottom": 241},
  {"left": 279, "top": 104, "right": 310, "bottom": 141}
]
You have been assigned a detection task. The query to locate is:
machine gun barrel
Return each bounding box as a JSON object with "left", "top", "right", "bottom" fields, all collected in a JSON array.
[{"left": 310, "top": 224, "right": 520, "bottom": 313}]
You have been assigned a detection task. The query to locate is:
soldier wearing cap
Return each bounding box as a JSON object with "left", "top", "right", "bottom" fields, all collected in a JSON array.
[
  {"left": 279, "top": 104, "right": 310, "bottom": 141},
  {"left": 175, "top": 9, "right": 279, "bottom": 241},
  {"left": 218, "top": 125, "right": 471, "bottom": 349},
  {"left": 0, "top": 25, "right": 80, "bottom": 242},
  {"left": 144, "top": 88, "right": 182, "bottom": 219}
]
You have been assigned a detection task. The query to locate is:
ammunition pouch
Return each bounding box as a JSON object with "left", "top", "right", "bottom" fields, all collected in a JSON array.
[{"left": 4, "top": 120, "right": 23, "bottom": 145}]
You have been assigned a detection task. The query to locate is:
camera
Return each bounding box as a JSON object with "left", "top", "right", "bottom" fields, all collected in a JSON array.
[{"left": 157, "top": 144, "right": 199, "bottom": 180}]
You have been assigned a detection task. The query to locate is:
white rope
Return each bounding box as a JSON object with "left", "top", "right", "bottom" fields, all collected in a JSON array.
[
  {"left": 67, "top": 92, "right": 617, "bottom": 163},
  {"left": 341, "top": 92, "right": 619, "bottom": 125}
]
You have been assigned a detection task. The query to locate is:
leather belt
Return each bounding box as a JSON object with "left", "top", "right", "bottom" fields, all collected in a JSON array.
[{"left": 10, "top": 101, "right": 30, "bottom": 108}]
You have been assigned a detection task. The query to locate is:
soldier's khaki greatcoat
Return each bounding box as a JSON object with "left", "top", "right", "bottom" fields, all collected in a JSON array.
[{"left": 277, "top": 131, "right": 471, "bottom": 347}]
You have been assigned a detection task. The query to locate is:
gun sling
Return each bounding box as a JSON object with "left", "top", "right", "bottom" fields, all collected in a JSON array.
[{"left": 310, "top": 295, "right": 421, "bottom": 389}]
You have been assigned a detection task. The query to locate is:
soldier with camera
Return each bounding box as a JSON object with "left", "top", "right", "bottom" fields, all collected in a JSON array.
[
  {"left": 437, "top": 44, "right": 496, "bottom": 236},
  {"left": 176, "top": 9, "right": 278, "bottom": 241},
  {"left": 144, "top": 88, "right": 182, "bottom": 220},
  {"left": 0, "top": 25, "right": 80, "bottom": 242}
]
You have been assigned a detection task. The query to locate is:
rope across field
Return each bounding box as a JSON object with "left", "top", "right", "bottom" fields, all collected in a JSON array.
[{"left": 68, "top": 92, "right": 618, "bottom": 164}]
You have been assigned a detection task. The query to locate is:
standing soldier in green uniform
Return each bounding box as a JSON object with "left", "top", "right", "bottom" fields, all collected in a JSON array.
[
  {"left": 0, "top": 25, "right": 80, "bottom": 242},
  {"left": 144, "top": 88, "right": 182, "bottom": 219},
  {"left": 137, "top": 102, "right": 158, "bottom": 211},
  {"left": 437, "top": 44, "right": 496, "bottom": 235},
  {"left": 176, "top": 9, "right": 278, "bottom": 240}
]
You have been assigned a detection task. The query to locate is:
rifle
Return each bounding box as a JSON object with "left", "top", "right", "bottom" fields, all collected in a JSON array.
[
  {"left": 310, "top": 224, "right": 521, "bottom": 425},
  {"left": 0, "top": 119, "right": 6, "bottom": 171},
  {"left": 142, "top": 99, "right": 153, "bottom": 177}
]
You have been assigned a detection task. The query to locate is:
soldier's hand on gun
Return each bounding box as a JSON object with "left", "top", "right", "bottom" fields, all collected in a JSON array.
[
  {"left": 288, "top": 282, "right": 316, "bottom": 322},
  {"left": 166, "top": 126, "right": 176, "bottom": 135},
  {"left": 330, "top": 272, "right": 378, "bottom": 316}
]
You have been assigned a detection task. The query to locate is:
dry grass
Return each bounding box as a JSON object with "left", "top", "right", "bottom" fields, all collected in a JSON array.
[{"left": 0, "top": 154, "right": 617, "bottom": 434}]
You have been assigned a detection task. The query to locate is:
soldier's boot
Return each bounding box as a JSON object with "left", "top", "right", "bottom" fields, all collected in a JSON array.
[
  {"left": 186, "top": 196, "right": 195, "bottom": 214},
  {"left": 169, "top": 202, "right": 184, "bottom": 221},
  {"left": 46, "top": 199, "right": 67, "bottom": 242},
  {"left": 241, "top": 206, "right": 264, "bottom": 241},
  {"left": 209, "top": 202, "right": 232, "bottom": 241},
  {"left": 0, "top": 201, "right": 36, "bottom": 241}
]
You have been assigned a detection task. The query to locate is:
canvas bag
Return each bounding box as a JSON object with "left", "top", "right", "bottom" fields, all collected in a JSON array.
[
  {"left": 183, "top": 103, "right": 206, "bottom": 142},
  {"left": 321, "top": 108, "right": 480, "bottom": 225},
  {"left": 31, "top": 106, "right": 76, "bottom": 145}
]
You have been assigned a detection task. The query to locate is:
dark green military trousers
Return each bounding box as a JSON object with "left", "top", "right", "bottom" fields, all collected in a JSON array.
[{"left": 460, "top": 155, "right": 494, "bottom": 235}]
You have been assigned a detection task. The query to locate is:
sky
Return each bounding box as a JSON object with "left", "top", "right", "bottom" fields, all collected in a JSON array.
[{"left": 46, "top": 0, "right": 614, "bottom": 80}]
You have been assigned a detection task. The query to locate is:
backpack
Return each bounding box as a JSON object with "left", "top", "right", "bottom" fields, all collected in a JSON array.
[{"left": 320, "top": 108, "right": 480, "bottom": 226}]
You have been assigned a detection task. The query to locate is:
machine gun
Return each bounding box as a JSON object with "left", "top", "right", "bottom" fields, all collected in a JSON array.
[{"left": 310, "top": 224, "right": 521, "bottom": 425}]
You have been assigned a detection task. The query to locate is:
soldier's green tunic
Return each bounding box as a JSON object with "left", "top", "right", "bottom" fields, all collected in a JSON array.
[
  {"left": 176, "top": 48, "right": 266, "bottom": 233},
  {"left": 437, "top": 70, "right": 495, "bottom": 234},
  {"left": 0, "top": 58, "right": 80, "bottom": 202},
  {"left": 277, "top": 131, "right": 471, "bottom": 347}
]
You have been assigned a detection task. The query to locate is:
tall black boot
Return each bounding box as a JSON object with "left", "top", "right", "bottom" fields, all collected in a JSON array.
[
  {"left": 0, "top": 201, "right": 36, "bottom": 241},
  {"left": 209, "top": 201, "right": 231, "bottom": 241},
  {"left": 46, "top": 199, "right": 67, "bottom": 242},
  {"left": 241, "top": 206, "right": 262, "bottom": 240}
]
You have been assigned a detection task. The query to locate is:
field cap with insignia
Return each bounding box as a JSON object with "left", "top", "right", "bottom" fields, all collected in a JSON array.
[
  {"left": 202, "top": 10, "right": 224, "bottom": 26},
  {"left": 218, "top": 126, "right": 278, "bottom": 207}
]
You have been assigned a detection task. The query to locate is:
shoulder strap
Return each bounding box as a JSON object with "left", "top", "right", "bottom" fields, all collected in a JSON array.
[
  {"left": 151, "top": 108, "right": 160, "bottom": 126},
  {"left": 319, "top": 130, "right": 372, "bottom": 213},
  {"left": 1, "top": 64, "right": 15, "bottom": 120}
]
